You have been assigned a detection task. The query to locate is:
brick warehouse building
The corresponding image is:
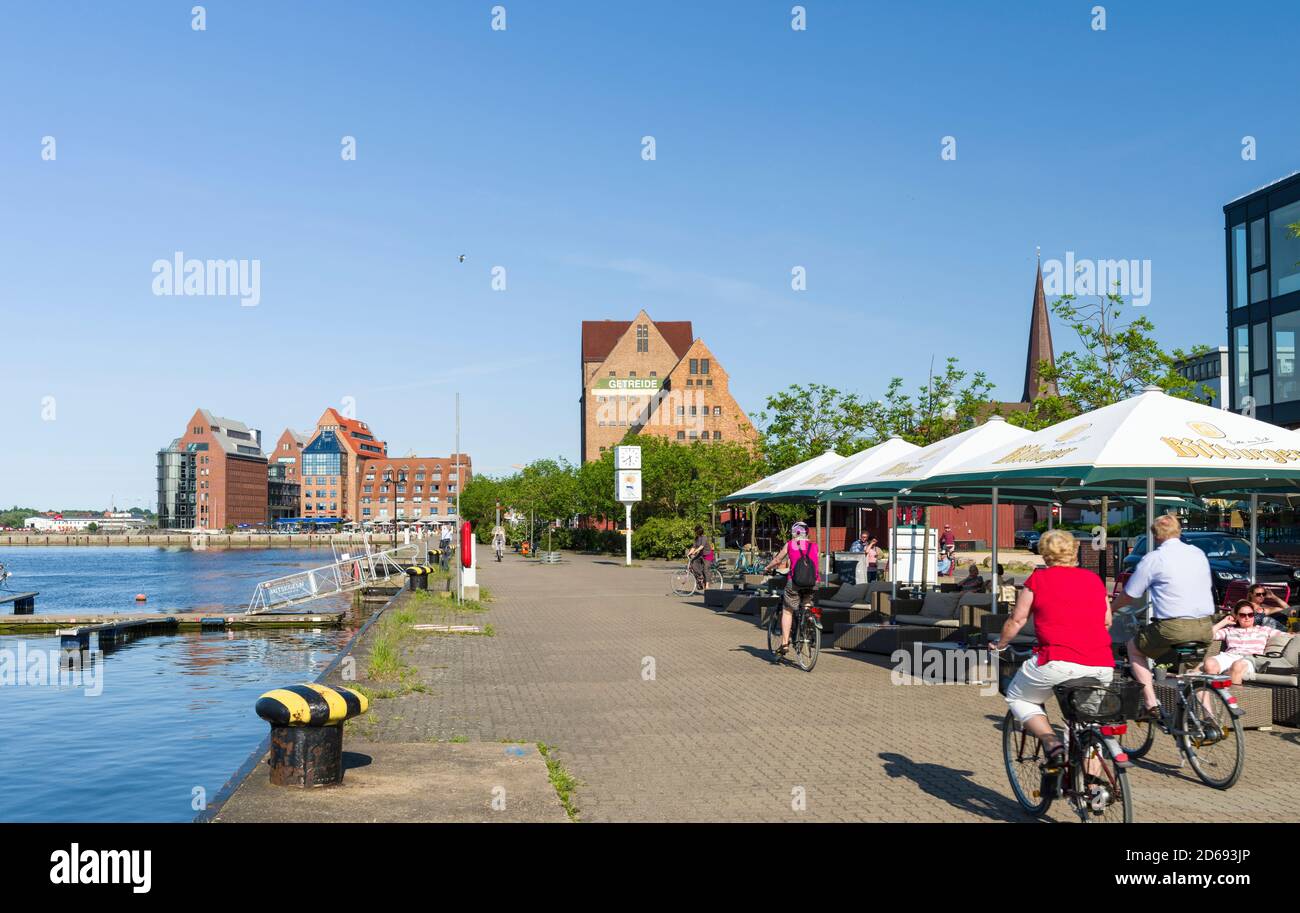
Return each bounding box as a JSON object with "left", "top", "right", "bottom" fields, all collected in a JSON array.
[
  {"left": 355, "top": 454, "right": 472, "bottom": 523},
  {"left": 156, "top": 409, "right": 268, "bottom": 529},
  {"left": 579, "top": 309, "right": 756, "bottom": 462},
  {"left": 268, "top": 428, "right": 310, "bottom": 524},
  {"left": 298, "top": 407, "right": 388, "bottom": 522}
]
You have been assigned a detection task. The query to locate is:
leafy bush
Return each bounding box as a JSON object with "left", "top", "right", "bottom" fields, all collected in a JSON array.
[{"left": 632, "top": 517, "right": 696, "bottom": 560}]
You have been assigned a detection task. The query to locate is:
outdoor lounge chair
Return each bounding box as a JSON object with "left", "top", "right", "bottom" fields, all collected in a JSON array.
[
  {"left": 818, "top": 582, "right": 871, "bottom": 610},
  {"left": 1242, "top": 631, "right": 1300, "bottom": 728},
  {"left": 891, "top": 592, "right": 962, "bottom": 630}
]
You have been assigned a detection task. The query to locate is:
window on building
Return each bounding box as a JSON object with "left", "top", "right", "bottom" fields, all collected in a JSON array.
[
  {"left": 1253, "top": 321, "right": 1271, "bottom": 406},
  {"left": 686, "top": 378, "right": 693, "bottom": 386},
  {"left": 706, "top": 379, "right": 712, "bottom": 386},
  {"left": 636, "top": 324, "right": 648, "bottom": 352},
  {"left": 629, "top": 371, "right": 636, "bottom": 377},
  {"left": 1270, "top": 200, "right": 1300, "bottom": 298},
  {"left": 713, "top": 406, "right": 721, "bottom": 415},
  {"left": 609, "top": 371, "right": 615, "bottom": 377},
  {"left": 1250, "top": 217, "right": 1269, "bottom": 304},
  {"left": 689, "top": 358, "right": 698, "bottom": 374},
  {"left": 700, "top": 358, "right": 709, "bottom": 374},
  {"left": 714, "top": 431, "right": 722, "bottom": 440},
  {"left": 688, "top": 430, "right": 697, "bottom": 440},
  {"left": 1275, "top": 311, "right": 1300, "bottom": 403},
  {"left": 676, "top": 431, "right": 685, "bottom": 440}
]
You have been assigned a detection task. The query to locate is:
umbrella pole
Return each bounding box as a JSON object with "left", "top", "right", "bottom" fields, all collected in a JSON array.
[
  {"left": 1146, "top": 477, "right": 1155, "bottom": 558},
  {"left": 750, "top": 501, "right": 757, "bottom": 551},
  {"left": 1250, "top": 493, "right": 1258, "bottom": 584},
  {"left": 891, "top": 496, "right": 898, "bottom": 601},
  {"left": 991, "top": 487, "right": 999, "bottom": 599},
  {"left": 825, "top": 499, "right": 834, "bottom": 577}
]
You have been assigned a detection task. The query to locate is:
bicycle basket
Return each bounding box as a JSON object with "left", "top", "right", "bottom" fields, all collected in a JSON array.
[{"left": 1052, "top": 678, "right": 1126, "bottom": 724}]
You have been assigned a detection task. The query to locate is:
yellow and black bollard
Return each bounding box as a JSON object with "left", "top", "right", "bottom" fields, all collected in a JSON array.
[
  {"left": 254, "top": 683, "right": 368, "bottom": 787},
  {"left": 406, "top": 565, "right": 429, "bottom": 591}
]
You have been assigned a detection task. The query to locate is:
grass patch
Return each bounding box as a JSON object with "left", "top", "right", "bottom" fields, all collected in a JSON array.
[
  {"left": 448, "top": 735, "right": 469, "bottom": 743},
  {"left": 477, "top": 586, "right": 494, "bottom": 603},
  {"left": 537, "top": 742, "right": 580, "bottom": 822}
]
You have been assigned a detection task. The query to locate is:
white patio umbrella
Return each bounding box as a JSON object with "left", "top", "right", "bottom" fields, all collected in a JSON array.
[
  {"left": 763, "top": 439, "right": 922, "bottom": 574},
  {"left": 719, "top": 449, "right": 846, "bottom": 561},
  {"left": 914, "top": 387, "right": 1300, "bottom": 586},
  {"left": 719, "top": 449, "right": 845, "bottom": 503},
  {"left": 825, "top": 417, "right": 1034, "bottom": 599}
]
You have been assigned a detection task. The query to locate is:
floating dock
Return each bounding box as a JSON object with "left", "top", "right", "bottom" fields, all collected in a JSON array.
[
  {"left": 0, "top": 592, "right": 38, "bottom": 614},
  {"left": 0, "top": 610, "right": 347, "bottom": 635}
]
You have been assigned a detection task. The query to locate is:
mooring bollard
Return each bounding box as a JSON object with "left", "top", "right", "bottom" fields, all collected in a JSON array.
[
  {"left": 406, "top": 565, "right": 430, "bottom": 591},
  {"left": 254, "top": 683, "right": 368, "bottom": 787}
]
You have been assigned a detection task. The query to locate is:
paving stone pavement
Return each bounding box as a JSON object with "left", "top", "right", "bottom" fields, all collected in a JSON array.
[{"left": 334, "top": 552, "right": 1300, "bottom": 823}]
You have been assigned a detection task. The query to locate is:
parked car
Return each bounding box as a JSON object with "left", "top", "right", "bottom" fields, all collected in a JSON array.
[
  {"left": 1014, "top": 529, "right": 1036, "bottom": 549},
  {"left": 1120, "top": 531, "right": 1300, "bottom": 605}
]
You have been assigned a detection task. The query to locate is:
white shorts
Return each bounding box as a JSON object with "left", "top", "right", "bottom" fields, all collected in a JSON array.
[
  {"left": 1205, "top": 652, "right": 1257, "bottom": 680},
  {"left": 1004, "top": 655, "right": 1114, "bottom": 724}
]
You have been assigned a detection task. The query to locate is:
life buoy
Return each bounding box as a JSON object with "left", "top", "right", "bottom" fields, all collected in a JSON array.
[{"left": 461, "top": 521, "right": 473, "bottom": 567}]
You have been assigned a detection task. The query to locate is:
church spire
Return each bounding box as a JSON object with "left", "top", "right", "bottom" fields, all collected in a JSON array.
[{"left": 1022, "top": 251, "right": 1057, "bottom": 402}]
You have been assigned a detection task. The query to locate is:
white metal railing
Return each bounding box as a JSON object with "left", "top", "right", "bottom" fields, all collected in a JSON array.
[{"left": 246, "top": 545, "right": 413, "bottom": 614}]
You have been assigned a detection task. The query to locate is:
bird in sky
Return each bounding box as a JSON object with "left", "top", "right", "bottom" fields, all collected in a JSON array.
[{"left": 458, "top": 254, "right": 466, "bottom": 263}]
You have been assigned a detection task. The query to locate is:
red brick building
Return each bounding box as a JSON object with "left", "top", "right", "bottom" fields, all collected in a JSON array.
[
  {"left": 299, "top": 408, "right": 387, "bottom": 522},
  {"left": 580, "top": 310, "right": 756, "bottom": 461},
  {"left": 355, "top": 454, "right": 472, "bottom": 523},
  {"left": 157, "top": 408, "right": 268, "bottom": 529}
]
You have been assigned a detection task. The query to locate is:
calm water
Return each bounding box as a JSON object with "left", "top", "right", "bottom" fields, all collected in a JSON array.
[{"left": 0, "top": 547, "right": 361, "bottom": 822}]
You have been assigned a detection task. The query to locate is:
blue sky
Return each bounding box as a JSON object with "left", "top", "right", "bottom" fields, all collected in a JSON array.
[{"left": 2, "top": 1, "right": 1298, "bottom": 509}]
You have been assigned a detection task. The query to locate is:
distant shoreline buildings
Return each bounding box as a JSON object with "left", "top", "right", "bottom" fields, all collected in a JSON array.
[{"left": 156, "top": 407, "right": 470, "bottom": 530}]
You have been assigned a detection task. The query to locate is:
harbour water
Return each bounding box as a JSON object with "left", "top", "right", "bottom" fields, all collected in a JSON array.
[{"left": 0, "top": 547, "right": 362, "bottom": 822}]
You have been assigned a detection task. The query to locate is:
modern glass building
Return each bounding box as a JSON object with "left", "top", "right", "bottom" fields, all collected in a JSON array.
[
  {"left": 1225, "top": 171, "right": 1300, "bottom": 426},
  {"left": 156, "top": 439, "right": 197, "bottom": 529}
]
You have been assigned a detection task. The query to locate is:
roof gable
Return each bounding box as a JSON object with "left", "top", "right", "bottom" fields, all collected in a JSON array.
[{"left": 582, "top": 315, "right": 693, "bottom": 362}]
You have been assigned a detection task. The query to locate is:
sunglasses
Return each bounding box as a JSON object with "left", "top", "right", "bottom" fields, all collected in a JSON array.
[
  {"left": 1251, "top": 591, "right": 1266, "bottom": 598},
  {"left": 1237, "top": 612, "right": 1256, "bottom": 618}
]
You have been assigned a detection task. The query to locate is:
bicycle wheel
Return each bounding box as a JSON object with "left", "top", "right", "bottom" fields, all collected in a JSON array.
[
  {"left": 705, "top": 566, "right": 724, "bottom": 589},
  {"left": 793, "top": 613, "right": 820, "bottom": 672},
  {"left": 1116, "top": 719, "right": 1155, "bottom": 761},
  {"left": 670, "top": 569, "right": 696, "bottom": 598},
  {"left": 1071, "top": 734, "right": 1133, "bottom": 824},
  {"left": 1002, "top": 711, "right": 1052, "bottom": 816},
  {"left": 766, "top": 611, "right": 784, "bottom": 660},
  {"left": 1178, "top": 683, "right": 1245, "bottom": 790}
]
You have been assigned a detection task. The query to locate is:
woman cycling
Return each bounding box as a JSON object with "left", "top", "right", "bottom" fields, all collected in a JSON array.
[
  {"left": 763, "top": 522, "right": 820, "bottom": 656},
  {"left": 996, "top": 529, "right": 1114, "bottom": 771}
]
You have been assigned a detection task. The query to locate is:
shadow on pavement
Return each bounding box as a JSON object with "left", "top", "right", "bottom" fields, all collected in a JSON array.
[{"left": 878, "top": 751, "right": 1030, "bottom": 823}]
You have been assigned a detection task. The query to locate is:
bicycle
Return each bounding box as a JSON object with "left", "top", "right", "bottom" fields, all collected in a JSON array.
[
  {"left": 732, "top": 547, "right": 769, "bottom": 576},
  {"left": 998, "top": 646, "right": 1135, "bottom": 823},
  {"left": 670, "top": 559, "right": 723, "bottom": 597},
  {"left": 767, "top": 594, "right": 821, "bottom": 671},
  {"left": 1113, "top": 641, "right": 1245, "bottom": 790}
]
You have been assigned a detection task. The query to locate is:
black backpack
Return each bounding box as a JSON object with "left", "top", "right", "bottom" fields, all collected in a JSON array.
[{"left": 790, "top": 542, "right": 817, "bottom": 589}]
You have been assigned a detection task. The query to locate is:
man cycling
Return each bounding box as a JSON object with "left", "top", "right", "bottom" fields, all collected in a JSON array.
[
  {"left": 491, "top": 524, "right": 506, "bottom": 562},
  {"left": 1111, "top": 514, "right": 1215, "bottom": 725}
]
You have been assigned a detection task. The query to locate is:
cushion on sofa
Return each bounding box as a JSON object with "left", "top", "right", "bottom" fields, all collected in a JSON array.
[{"left": 919, "top": 592, "right": 961, "bottom": 620}]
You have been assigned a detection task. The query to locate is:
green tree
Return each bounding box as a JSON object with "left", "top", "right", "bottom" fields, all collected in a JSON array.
[
  {"left": 0, "top": 507, "right": 39, "bottom": 529},
  {"left": 756, "top": 384, "right": 872, "bottom": 473},
  {"left": 757, "top": 360, "right": 995, "bottom": 467},
  {"left": 1008, "top": 288, "right": 1210, "bottom": 431},
  {"left": 862, "top": 357, "right": 996, "bottom": 446}
]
